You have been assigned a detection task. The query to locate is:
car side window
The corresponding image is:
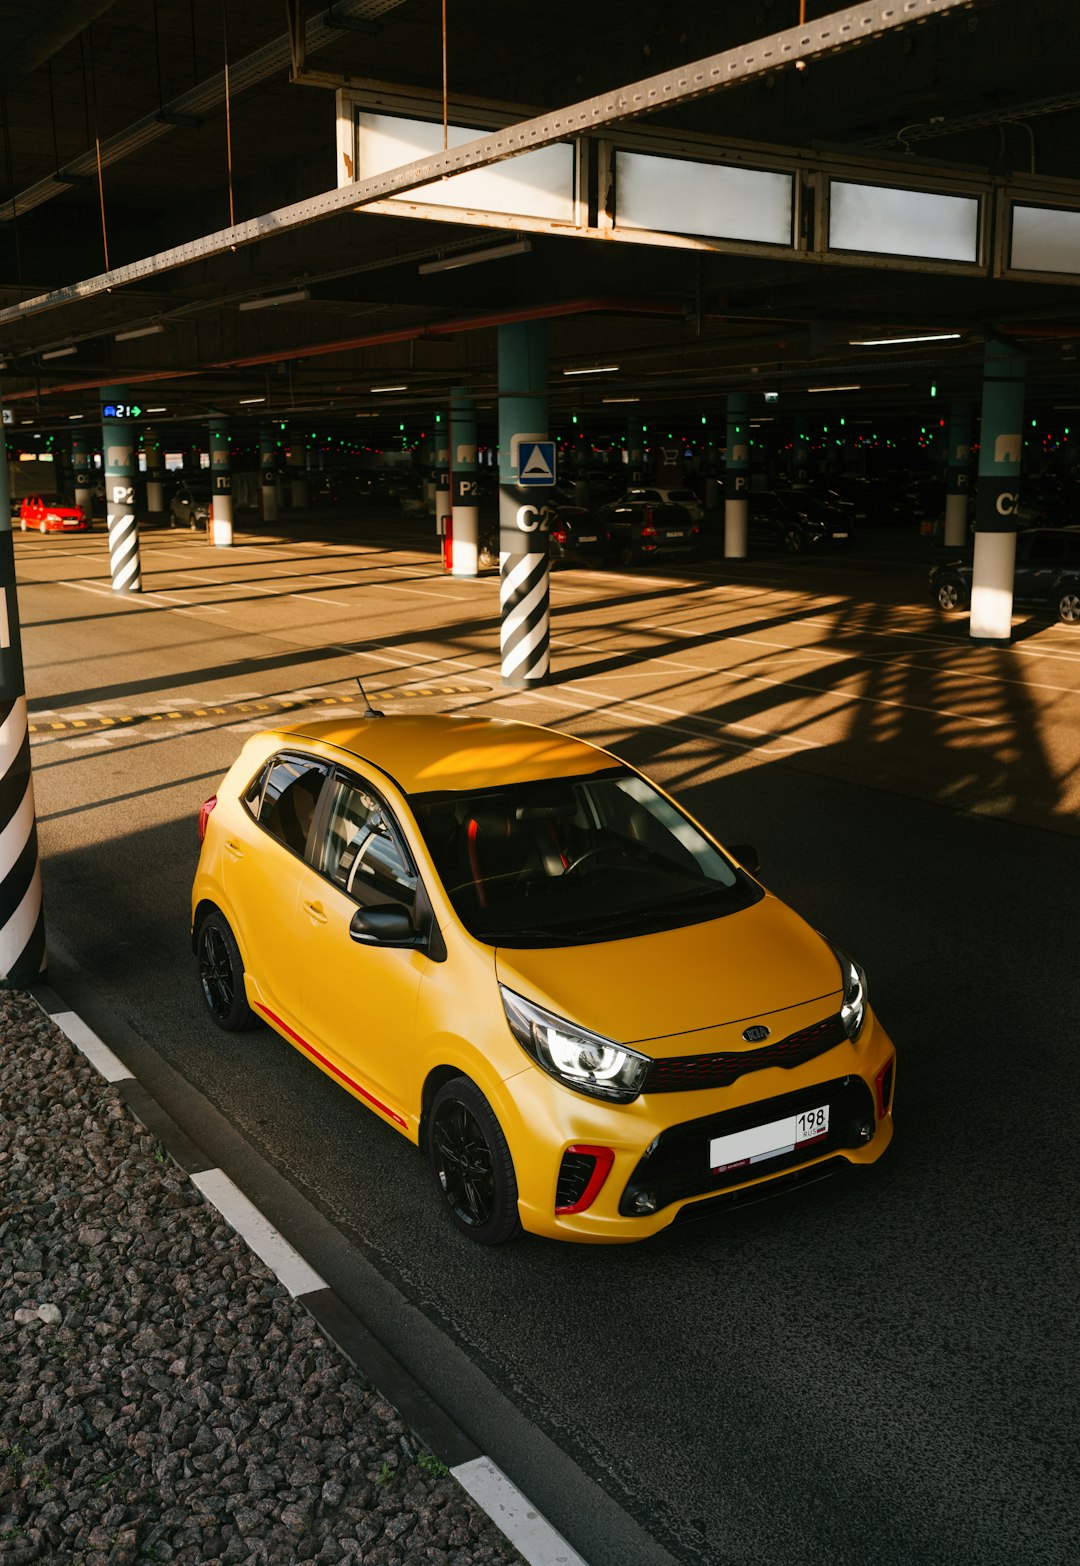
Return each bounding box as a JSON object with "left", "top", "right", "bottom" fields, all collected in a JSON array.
[
  {"left": 317, "top": 774, "right": 417, "bottom": 910},
  {"left": 244, "top": 753, "right": 329, "bottom": 857},
  {"left": 1028, "top": 534, "right": 1065, "bottom": 565}
]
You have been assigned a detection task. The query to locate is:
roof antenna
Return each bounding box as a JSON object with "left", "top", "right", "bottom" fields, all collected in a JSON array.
[{"left": 355, "top": 676, "right": 385, "bottom": 718}]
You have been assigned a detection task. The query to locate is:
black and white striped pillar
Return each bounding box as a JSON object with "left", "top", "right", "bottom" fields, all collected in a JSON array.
[
  {"left": 498, "top": 322, "right": 551, "bottom": 688},
  {"left": 0, "top": 380, "right": 47, "bottom": 985},
  {"left": 100, "top": 388, "right": 142, "bottom": 592}
]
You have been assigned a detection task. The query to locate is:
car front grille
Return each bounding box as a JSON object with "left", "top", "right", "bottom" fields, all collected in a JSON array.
[
  {"left": 619, "top": 1074, "right": 876, "bottom": 1216},
  {"left": 644, "top": 1012, "right": 847, "bottom": 1093}
]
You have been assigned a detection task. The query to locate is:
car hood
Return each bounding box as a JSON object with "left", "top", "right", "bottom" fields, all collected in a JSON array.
[{"left": 495, "top": 894, "right": 842, "bottom": 1051}]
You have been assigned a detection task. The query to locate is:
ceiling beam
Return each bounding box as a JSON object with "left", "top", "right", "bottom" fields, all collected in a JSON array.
[
  {"left": 0, "top": 0, "right": 978, "bottom": 329},
  {"left": 0, "top": 0, "right": 407, "bottom": 223}
]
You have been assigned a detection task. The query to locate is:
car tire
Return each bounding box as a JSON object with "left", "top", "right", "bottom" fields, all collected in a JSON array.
[
  {"left": 617, "top": 541, "right": 639, "bottom": 568},
  {"left": 782, "top": 525, "right": 803, "bottom": 553},
  {"left": 39, "top": 520, "right": 47, "bottom": 534},
  {"left": 1056, "top": 584, "right": 1080, "bottom": 625},
  {"left": 934, "top": 575, "right": 969, "bottom": 614},
  {"left": 195, "top": 909, "right": 258, "bottom": 1032},
  {"left": 426, "top": 1076, "right": 522, "bottom": 1244}
]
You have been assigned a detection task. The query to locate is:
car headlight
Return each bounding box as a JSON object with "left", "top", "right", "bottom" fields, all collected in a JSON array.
[
  {"left": 499, "top": 986, "right": 650, "bottom": 1103},
  {"left": 831, "top": 946, "right": 868, "bottom": 1040}
]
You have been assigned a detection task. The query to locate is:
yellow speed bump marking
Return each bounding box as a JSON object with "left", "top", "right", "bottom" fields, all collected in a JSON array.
[{"left": 27, "top": 687, "right": 485, "bottom": 736}]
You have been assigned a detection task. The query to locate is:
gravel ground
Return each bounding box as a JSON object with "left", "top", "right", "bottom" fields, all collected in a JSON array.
[{"left": 0, "top": 991, "right": 525, "bottom": 1566}]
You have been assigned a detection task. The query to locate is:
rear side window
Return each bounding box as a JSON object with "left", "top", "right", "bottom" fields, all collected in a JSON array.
[{"left": 244, "top": 753, "right": 329, "bottom": 856}]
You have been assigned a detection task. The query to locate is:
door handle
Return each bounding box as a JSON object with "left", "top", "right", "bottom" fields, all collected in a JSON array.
[
  {"left": 224, "top": 839, "right": 244, "bottom": 860},
  {"left": 303, "top": 899, "right": 328, "bottom": 925}
]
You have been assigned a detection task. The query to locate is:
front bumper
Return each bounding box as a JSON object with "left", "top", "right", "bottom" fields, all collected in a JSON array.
[{"left": 497, "top": 1008, "right": 895, "bottom": 1243}]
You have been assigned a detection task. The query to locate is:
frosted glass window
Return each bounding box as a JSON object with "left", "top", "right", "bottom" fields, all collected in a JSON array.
[
  {"left": 615, "top": 151, "right": 792, "bottom": 246},
  {"left": 829, "top": 181, "right": 978, "bottom": 263},
  {"left": 1011, "top": 205, "right": 1080, "bottom": 275},
  {"left": 358, "top": 113, "right": 574, "bottom": 223}
]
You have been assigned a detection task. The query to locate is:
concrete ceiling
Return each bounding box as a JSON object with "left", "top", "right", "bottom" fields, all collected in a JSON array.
[{"left": 2, "top": 0, "right": 1079, "bottom": 441}]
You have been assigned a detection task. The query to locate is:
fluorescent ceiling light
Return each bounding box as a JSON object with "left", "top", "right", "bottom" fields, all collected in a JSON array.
[
  {"left": 238, "top": 288, "right": 311, "bottom": 311},
  {"left": 849, "top": 332, "right": 961, "bottom": 346},
  {"left": 146, "top": 406, "right": 168, "bottom": 413},
  {"left": 564, "top": 365, "right": 620, "bottom": 377},
  {"left": 42, "top": 346, "right": 77, "bottom": 360},
  {"left": 370, "top": 384, "right": 407, "bottom": 393},
  {"left": 114, "top": 323, "right": 164, "bottom": 342},
  {"left": 239, "top": 396, "right": 266, "bottom": 405},
  {"left": 602, "top": 396, "right": 640, "bottom": 403},
  {"left": 418, "top": 239, "right": 531, "bottom": 275},
  {"left": 807, "top": 384, "right": 861, "bottom": 393},
  {"left": 68, "top": 414, "right": 84, "bottom": 420}
]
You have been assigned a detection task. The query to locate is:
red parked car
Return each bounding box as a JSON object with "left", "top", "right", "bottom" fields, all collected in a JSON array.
[{"left": 19, "top": 494, "right": 88, "bottom": 533}]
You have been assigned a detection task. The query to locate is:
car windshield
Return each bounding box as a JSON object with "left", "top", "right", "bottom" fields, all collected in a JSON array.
[{"left": 410, "top": 768, "right": 762, "bottom": 946}]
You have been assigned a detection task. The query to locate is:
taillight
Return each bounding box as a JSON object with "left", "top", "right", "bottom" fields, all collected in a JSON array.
[
  {"left": 551, "top": 527, "right": 567, "bottom": 545},
  {"left": 691, "top": 523, "right": 700, "bottom": 537},
  {"left": 197, "top": 795, "right": 218, "bottom": 844}
]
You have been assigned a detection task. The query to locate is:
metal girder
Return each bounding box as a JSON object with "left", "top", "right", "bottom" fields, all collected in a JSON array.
[
  {"left": 0, "top": 0, "right": 977, "bottom": 328},
  {"left": 0, "top": 0, "right": 406, "bottom": 223},
  {"left": 862, "top": 88, "right": 1080, "bottom": 148}
]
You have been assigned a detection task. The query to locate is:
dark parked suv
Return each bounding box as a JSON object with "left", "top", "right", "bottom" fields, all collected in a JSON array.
[
  {"left": 600, "top": 499, "right": 700, "bottom": 566},
  {"left": 748, "top": 491, "right": 854, "bottom": 552},
  {"left": 930, "top": 527, "right": 1080, "bottom": 625}
]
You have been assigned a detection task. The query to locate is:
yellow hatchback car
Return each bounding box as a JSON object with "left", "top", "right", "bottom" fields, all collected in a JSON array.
[{"left": 192, "top": 714, "right": 895, "bottom": 1244}]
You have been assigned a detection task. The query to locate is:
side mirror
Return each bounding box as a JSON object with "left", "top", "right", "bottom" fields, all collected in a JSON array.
[
  {"left": 728, "top": 843, "right": 761, "bottom": 875},
  {"left": 349, "top": 905, "right": 418, "bottom": 946}
]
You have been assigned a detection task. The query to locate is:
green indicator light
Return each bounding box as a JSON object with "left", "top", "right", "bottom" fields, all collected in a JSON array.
[
  {"left": 930, "top": 383, "right": 937, "bottom": 398},
  {"left": 701, "top": 416, "right": 706, "bottom": 425},
  {"left": 399, "top": 423, "right": 405, "bottom": 432},
  {"left": 840, "top": 417, "right": 846, "bottom": 427},
  {"left": 1031, "top": 418, "right": 1037, "bottom": 427},
  {"left": 572, "top": 415, "right": 578, "bottom": 424}
]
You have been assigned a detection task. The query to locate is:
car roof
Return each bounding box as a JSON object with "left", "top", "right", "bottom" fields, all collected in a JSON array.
[{"left": 274, "top": 713, "right": 618, "bottom": 794}]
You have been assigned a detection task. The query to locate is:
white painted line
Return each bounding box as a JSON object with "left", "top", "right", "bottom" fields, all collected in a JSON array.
[
  {"left": 191, "top": 1168, "right": 327, "bottom": 1298},
  {"left": 292, "top": 594, "right": 353, "bottom": 608},
  {"left": 52, "top": 1010, "right": 133, "bottom": 1082},
  {"left": 451, "top": 1457, "right": 590, "bottom": 1566}
]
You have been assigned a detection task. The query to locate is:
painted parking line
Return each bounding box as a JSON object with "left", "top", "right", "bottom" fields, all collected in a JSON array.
[{"left": 31, "top": 980, "right": 597, "bottom": 1566}]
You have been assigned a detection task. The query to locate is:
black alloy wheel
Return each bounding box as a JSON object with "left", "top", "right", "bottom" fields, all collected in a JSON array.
[
  {"left": 935, "top": 575, "right": 969, "bottom": 613},
  {"left": 1056, "top": 585, "right": 1080, "bottom": 625},
  {"left": 618, "top": 540, "right": 639, "bottom": 567},
  {"left": 195, "top": 910, "right": 257, "bottom": 1032},
  {"left": 426, "top": 1076, "right": 521, "bottom": 1244},
  {"left": 782, "top": 524, "right": 804, "bottom": 553}
]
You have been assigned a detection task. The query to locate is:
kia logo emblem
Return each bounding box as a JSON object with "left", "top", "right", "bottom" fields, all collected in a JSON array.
[{"left": 743, "top": 1024, "right": 770, "bottom": 1043}]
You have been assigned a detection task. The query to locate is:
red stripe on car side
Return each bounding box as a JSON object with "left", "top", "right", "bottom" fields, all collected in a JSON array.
[{"left": 256, "top": 1003, "right": 408, "bottom": 1129}]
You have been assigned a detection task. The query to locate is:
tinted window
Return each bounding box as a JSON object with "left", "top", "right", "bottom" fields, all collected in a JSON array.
[
  {"left": 411, "top": 768, "right": 761, "bottom": 947},
  {"left": 245, "top": 754, "right": 328, "bottom": 856},
  {"left": 1028, "top": 534, "right": 1065, "bottom": 565},
  {"left": 317, "top": 774, "right": 417, "bottom": 910}
]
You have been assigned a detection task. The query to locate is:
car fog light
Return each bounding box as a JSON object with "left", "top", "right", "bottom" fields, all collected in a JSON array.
[
  {"left": 858, "top": 1118, "right": 874, "bottom": 1144},
  {"left": 633, "top": 1190, "right": 658, "bottom": 1214}
]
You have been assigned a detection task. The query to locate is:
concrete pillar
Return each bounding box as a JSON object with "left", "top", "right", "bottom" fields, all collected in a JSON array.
[
  {"left": 0, "top": 374, "right": 46, "bottom": 983},
  {"left": 627, "top": 418, "right": 646, "bottom": 486},
  {"left": 100, "top": 387, "right": 142, "bottom": 592},
  {"left": 434, "top": 419, "right": 450, "bottom": 543},
  {"left": 793, "top": 415, "right": 810, "bottom": 483},
  {"left": 970, "top": 342, "right": 1026, "bottom": 644},
  {"left": 944, "top": 401, "right": 974, "bottom": 548},
  {"left": 724, "top": 394, "right": 750, "bottom": 559},
  {"left": 259, "top": 425, "right": 279, "bottom": 522},
  {"left": 143, "top": 428, "right": 165, "bottom": 519},
  {"left": 209, "top": 415, "right": 233, "bottom": 548},
  {"left": 72, "top": 432, "right": 93, "bottom": 521},
  {"left": 450, "top": 388, "right": 479, "bottom": 577},
  {"left": 498, "top": 321, "right": 551, "bottom": 688},
  {"left": 290, "top": 438, "right": 309, "bottom": 509}
]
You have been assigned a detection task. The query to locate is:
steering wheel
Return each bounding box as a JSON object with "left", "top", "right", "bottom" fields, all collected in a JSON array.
[{"left": 563, "top": 847, "right": 606, "bottom": 875}]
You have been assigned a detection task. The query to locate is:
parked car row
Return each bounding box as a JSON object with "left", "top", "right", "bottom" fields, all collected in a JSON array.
[{"left": 930, "top": 527, "right": 1080, "bottom": 625}]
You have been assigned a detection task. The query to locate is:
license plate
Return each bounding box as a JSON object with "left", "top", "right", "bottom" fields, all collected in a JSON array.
[
  {"left": 832, "top": 531, "right": 849, "bottom": 539},
  {"left": 709, "top": 1103, "right": 829, "bottom": 1173},
  {"left": 578, "top": 534, "right": 598, "bottom": 543},
  {"left": 666, "top": 529, "right": 686, "bottom": 539}
]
